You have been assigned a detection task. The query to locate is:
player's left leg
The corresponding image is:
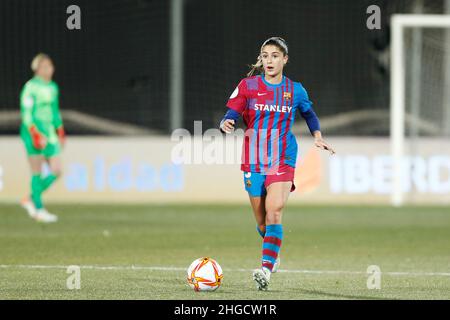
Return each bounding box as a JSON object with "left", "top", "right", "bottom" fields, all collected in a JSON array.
[
  {"left": 253, "top": 162, "right": 296, "bottom": 290},
  {"left": 248, "top": 195, "right": 283, "bottom": 272},
  {"left": 252, "top": 181, "right": 291, "bottom": 290}
]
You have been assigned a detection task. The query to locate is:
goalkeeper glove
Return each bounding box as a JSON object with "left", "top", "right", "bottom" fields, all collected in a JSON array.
[
  {"left": 57, "top": 126, "right": 66, "bottom": 146},
  {"left": 29, "top": 126, "right": 46, "bottom": 150}
]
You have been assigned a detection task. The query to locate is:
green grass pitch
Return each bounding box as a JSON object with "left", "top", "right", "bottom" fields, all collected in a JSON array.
[{"left": 0, "top": 203, "right": 449, "bottom": 299}]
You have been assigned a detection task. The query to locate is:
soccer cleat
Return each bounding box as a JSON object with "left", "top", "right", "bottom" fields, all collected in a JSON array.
[
  {"left": 272, "top": 256, "right": 281, "bottom": 273},
  {"left": 34, "top": 208, "right": 58, "bottom": 223},
  {"left": 253, "top": 267, "right": 271, "bottom": 291},
  {"left": 21, "top": 196, "right": 37, "bottom": 219}
]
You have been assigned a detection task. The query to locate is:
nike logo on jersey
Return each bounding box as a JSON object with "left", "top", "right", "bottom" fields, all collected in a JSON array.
[
  {"left": 275, "top": 172, "right": 286, "bottom": 176},
  {"left": 254, "top": 104, "right": 293, "bottom": 113},
  {"left": 257, "top": 92, "right": 267, "bottom": 96}
]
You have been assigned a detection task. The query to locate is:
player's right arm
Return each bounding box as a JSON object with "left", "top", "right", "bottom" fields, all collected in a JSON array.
[
  {"left": 20, "top": 83, "right": 46, "bottom": 149},
  {"left": 220, "top": 79, "right": 248, "bottom": 133}
]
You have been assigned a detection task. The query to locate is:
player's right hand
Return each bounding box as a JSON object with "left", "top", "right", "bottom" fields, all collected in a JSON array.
[
  {"left": 29, "top": 126, "right": 46, "bottom": 150},
  {"left": 220, "top": 119, "right": 235, "bottom": 134}
]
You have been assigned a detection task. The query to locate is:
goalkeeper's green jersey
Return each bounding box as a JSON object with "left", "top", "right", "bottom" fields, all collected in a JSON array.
[{"left": 20, "top": 76, "right": 62, "bottom": 144}]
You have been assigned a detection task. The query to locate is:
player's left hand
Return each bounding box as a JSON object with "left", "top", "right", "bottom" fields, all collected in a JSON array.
[
  {"left": 315, "top": 137, "right": 335, "bottom": 155},
  {"left": 220, "top": 119, "right": 235, "bottom": 134}
]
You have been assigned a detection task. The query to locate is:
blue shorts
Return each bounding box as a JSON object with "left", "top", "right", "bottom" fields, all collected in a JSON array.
[
  {"left": 243, "top": 171, "right": 267, "bottom": 197},
  {"left": 243, "top": 164, "right": 296, "bottom": 197}
]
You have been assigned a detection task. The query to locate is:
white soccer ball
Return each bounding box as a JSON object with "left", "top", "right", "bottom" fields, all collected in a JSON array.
[{"left": 187, "top": 257, "right": 223, "bottom": 292}]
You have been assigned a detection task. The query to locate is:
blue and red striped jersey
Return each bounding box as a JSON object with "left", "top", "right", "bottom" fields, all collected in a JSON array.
[{"left": 226, "top": 74, "right": 313, "bottom": 173}]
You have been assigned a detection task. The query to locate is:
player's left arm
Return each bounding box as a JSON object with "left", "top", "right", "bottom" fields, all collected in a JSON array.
[
  {"left": 297, "top": 84, "right": 335, "bottom": 155},
  {"left": 52, "top": 83, "right": 66, "bottom": 146}
]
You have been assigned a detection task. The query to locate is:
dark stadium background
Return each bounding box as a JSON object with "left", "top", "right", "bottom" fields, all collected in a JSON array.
[{"left": 0, "top": 0, "right": 445, "bottom": 134}]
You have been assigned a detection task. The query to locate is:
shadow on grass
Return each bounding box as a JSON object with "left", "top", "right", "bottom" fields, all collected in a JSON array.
[
  {"left": 211, "top": 285, "right": 397, "bottom": 300},
  {"left": 124, "top": 276, "right": 397, "bottom": 300},
  {"left": 293, "top": 288, "right": 396, "bottom": 300}
]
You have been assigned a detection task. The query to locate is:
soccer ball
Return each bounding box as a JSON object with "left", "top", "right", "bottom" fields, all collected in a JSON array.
[{"left": 187, "top": 257, "right": 223, "bottom": 292}]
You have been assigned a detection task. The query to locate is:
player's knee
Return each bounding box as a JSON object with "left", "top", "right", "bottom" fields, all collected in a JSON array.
[
  {"left": 265, "top": 209, "right": 283, "bottom": 225},
  {"left": 265, "top": 200, "right": 284, "bottom": 224},
  {"left": 265, "top": 212, "right": 282, "bottom": 225},
  {"left": 265, "top": 200, "right": 284, "bottom": 216}
]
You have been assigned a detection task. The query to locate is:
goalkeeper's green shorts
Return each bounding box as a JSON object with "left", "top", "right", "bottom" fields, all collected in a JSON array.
[{"left": 21, "top": 132, "right": 61, "bottom": 158}]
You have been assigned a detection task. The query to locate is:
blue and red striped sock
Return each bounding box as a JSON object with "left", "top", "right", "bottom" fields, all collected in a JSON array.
[{"left": 261, "top": 224, "right": 283, "bottom": 272}]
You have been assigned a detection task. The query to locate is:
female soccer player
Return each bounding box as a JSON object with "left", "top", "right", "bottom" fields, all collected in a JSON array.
[
  {"left": 220, "top": 37, "right": 335, "bottom": 290},
  {"left": 20, "top": 53, "right": 65, "bottom": 223}
]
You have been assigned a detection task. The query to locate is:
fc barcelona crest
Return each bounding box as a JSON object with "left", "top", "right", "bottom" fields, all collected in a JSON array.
[{"left": 283, "top": 92, "right": 291, "bottom": 101}]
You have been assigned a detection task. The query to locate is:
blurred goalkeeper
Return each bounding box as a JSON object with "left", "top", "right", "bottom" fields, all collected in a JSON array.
[{"left": 19, "top": 53, "right": 65, "bottom": 223}]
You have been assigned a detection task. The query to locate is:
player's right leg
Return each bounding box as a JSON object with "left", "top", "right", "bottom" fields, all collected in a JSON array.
[
  {"left": 21, "top": 134, "right": 57, "bottom": 223},
  {"left": 33, "top": 155, "right": 63, "bottom": 221},
  {"left": 244, "top": 171, "right": 267, "bottom": 237},
  {"left": 249, "top": 195, "right": 266, "bottom": 238},
  {"left": 22, "top": 155, "right": 44, "bottom": 219},
  {"left": 243, "top": 172, "right": 274, "bottom": 290},
  {"left": 29, "top": 157, "right": 58, "bottom": 223}
]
